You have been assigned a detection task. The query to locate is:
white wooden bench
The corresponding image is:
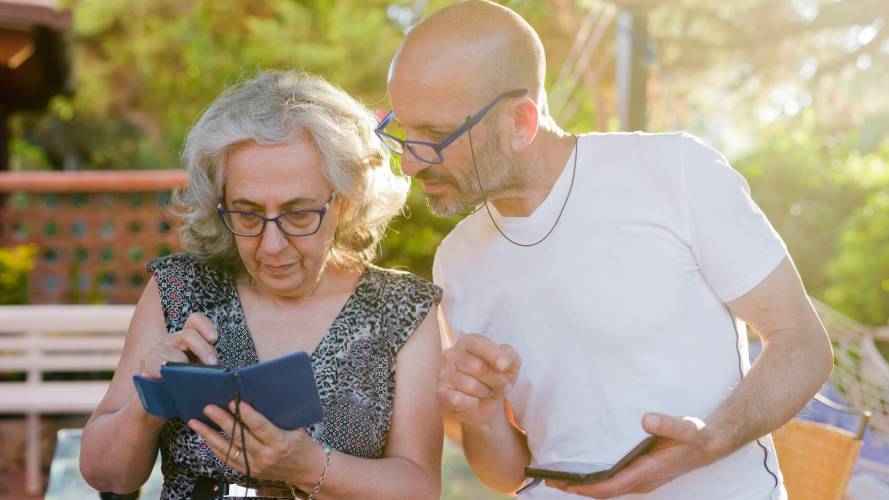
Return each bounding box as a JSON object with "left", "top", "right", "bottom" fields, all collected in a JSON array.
[{"left": 0, "top": 305, "right": 135, "bottom": 495}]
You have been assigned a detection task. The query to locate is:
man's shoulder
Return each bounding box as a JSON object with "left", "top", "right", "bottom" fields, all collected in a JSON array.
[
  {"left": 580, "top": 130, "right": 700, "bottom": 155},
  {"left": 580, "top": 131, "right": 729, "bottom": 181}
]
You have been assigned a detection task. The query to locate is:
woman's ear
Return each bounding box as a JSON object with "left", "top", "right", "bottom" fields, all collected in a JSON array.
[{"left": 510, "top": 97, "right": 540, "bottom": 152}]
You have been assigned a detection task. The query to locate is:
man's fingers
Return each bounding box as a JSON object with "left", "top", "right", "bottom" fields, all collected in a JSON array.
[
  {"left": 499, "top": 344, "right": 522, "bottom": 382},
  {"left": 634, "top": 477, "right": 673, "bottom": 494},
  {"left": 447, "top": 348, "right": 485, "bottom": 374},
  {"left": 436, "top": 385, "right": 480, "bottom": 411},
  {"left": 440, "top": 368, "right": 495, "bottom": 399},
  {"left": 547, "top": 470, "right": 638, "bottom": 498},
  {"left": 459, "top": 334, "right": 515, "bottom": 372},
  {"left": 449, "top": 353, "right": 512, "bottom": 394},
  {"left": 547, "top": 453, "right": 662, "bottom": 498},
  {"left": 184, "top": 313, "right": 219, "bottom": 343},
  {"left": 642, "top": 414, "right": 704, "bottom": 443}
]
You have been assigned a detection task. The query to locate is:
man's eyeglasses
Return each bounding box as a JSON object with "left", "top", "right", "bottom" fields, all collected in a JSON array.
[
  {"left": 375, "top": 89, "right": 528, "bottom": 164},
  {"left": 217, "top": 193, "right": 336, "bottom": 237}
]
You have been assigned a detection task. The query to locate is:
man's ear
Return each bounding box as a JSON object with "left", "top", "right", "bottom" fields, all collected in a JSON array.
[{"left": 510, "top": 97, "right": 539, "bottom": 152}]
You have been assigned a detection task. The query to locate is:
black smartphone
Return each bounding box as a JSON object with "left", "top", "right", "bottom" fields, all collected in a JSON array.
[{"left": 524, "top": 435, "right": 661, "bottom": 484}]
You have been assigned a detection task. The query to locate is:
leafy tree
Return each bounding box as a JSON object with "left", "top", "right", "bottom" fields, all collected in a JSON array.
[
  {"left": 17, "top": 0, "right": 404, "bottom": 169},
  {"left": 823, "top": 156, "right": 889, "bottom": 324},
  {"left": 6, "top": 0, "right": 888, "bottom": 325},
  {"left": 733, "top": 113, "right": 889, "bottom": 325}
]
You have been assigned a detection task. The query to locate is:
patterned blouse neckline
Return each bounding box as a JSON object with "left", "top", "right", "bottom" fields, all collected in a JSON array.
[
  {"left": 147, "top": 253, "right": 442, "bottom": 498},
  {"left": 224, "top": 266, "right": 374, "bottom": 367}
]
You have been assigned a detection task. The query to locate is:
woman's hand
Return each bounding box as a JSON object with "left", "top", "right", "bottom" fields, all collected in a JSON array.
[
  {"left": 188, "top": 401, "right": 325, "bottom": 485},
  {"left": 138, "top": 312, "right": 219, "bottom": 379}
]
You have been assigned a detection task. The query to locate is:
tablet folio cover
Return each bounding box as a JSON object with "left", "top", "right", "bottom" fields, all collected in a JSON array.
[{"left": 132, "top": 351, "right": 323, "bottom": 431}]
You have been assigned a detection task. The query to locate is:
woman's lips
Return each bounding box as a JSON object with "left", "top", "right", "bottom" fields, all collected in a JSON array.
[{"left": 263, "top": 263, "right": 294, "bottom": 275}]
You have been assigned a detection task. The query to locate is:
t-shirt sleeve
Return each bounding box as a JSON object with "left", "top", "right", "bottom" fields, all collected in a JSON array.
[{"left": 680, "top": 134, "right": 788, "bottom": 302}]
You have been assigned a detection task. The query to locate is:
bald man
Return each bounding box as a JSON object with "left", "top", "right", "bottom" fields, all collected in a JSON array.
[{"left": 379, "top": 1, "right": 832, "bottom": 499}]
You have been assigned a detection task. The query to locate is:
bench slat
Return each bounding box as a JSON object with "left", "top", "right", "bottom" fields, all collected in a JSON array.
[
  {"left": 1, "top": 355, "right": 121, "bottom": 371},
  {"left": 0, "top": 381, "right": 111, "bottom": 413},
  {"left": 0, "top": 337, "right": 126, "bottom": 352},
  {"left": 0, "top": 305, "right": 135, "bottom": 332}
]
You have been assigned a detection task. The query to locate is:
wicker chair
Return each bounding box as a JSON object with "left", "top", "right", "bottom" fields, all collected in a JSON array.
[{"left": 772, "top": 395, "right": 871, "bottom": 500}]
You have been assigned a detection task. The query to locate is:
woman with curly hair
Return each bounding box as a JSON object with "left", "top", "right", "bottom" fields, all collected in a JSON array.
[{"left": 80, "top": 70, "right": 442, "bottom": 499}]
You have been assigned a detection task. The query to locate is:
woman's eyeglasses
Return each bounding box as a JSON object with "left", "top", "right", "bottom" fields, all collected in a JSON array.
[{"left": 217, "top": 193, "right": 336, "bottom": 237}]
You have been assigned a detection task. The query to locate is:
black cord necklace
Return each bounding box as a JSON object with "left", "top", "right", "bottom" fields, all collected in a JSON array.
[{"left": 466, "top": 124, "right": 578, "bottom": 247}]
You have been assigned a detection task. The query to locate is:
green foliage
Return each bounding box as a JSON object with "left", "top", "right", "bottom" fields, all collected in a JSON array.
[
  {"left": 8, "top": 133, "right": 53, "bottom": 171},
  {"left": 6, "top": 0, "right": 886, "bottom": 324},
  {"left": 825, "top": 188, "right": 889, "bottom": 324},
  {"left": 26, "top": 0, "right": 405, "bottom": 169},
  {"left": 0, "top": 245, "right": 37, "bottom": 305},
  {"left": 735, "top": 113, "right": 889, "bottom": 325},
  {"left": 734, "top": 112, "right": 871, "bottom": 294},
  {"left": 379, "top": 184, "right": 461, "bottom": 280}
]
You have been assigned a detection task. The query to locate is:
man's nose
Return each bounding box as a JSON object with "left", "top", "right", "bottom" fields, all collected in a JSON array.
[{"left": 399, "top": 150, "right": 430, "bottom": 177}]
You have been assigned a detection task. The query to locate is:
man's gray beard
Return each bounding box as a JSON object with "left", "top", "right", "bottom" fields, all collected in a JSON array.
[{"left": 425, "top": 138, "right": 522, "bottom": 217}]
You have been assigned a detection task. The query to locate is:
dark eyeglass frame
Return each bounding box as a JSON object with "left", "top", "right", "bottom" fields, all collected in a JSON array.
[
  {"left": 374, "top": 88, "right": 528, "bottom": 164},
  {"left": 216, "top": 192, "right": 336, "bottom": 237}
]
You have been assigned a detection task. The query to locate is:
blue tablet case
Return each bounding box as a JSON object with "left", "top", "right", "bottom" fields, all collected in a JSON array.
[{"left": 132, "top": 351, "right": 323, "bottom": 431}]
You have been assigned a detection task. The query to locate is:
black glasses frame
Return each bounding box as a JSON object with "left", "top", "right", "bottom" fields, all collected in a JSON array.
[{"left": 374, "top": 88, "right": 528, "bottom": 164}]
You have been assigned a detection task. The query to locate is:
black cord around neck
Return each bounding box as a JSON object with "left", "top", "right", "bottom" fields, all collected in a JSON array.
[{"left": 466, "top": 123, "right": 578, "bottom": 247}]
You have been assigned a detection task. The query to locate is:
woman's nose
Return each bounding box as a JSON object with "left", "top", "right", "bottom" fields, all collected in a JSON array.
[{"left": 258, "top": 220, "right": 289, "bottom": 254}]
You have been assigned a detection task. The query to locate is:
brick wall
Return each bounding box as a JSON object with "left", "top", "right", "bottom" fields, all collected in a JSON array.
[{"left": 0, "top": 171, "right": 186, "bottom": 304}]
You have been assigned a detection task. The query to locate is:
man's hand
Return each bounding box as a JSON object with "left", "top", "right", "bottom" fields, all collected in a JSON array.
[
  {"left": 547, "top": 413, "right": 728, "bottom": 498},
  {"left": 436, "top": 334, "right": 521, "bottom": 428}
]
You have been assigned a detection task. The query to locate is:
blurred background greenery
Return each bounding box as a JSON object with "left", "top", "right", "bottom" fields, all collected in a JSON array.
[
  {"left": 8, "top": 0, "right": 887, "bottom": 328},
  {"left": 4, "top": 0, "right": 888, "bottom": 496},
  {"left": 0, "top": 244, "right": 35, "bottom": 305}
]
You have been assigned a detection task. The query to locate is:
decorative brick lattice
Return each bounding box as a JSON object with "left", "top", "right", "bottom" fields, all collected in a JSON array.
[{"left": 0, "top": 171, "right": 187, "bottom": 304}]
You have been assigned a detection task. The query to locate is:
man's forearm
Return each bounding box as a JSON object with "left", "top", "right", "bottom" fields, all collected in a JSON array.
[
  {"left": 704, "top": 329, "right": 833, "bottom": 456},
  {"left": 461, "top": 407, "right": 531, "bottom": 494}
]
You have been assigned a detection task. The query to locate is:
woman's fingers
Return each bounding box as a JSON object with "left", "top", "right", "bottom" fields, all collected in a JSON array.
[
  {"left": 184, "top": 313, "right": 219, "bottom": 343},
  {"left": 188, "top": 416, "right": 248, "bottom": 475},
  {"left": 140, "top": 344, "right": 188, "bottom": 378},
  {"left": 171, "top": 328, "right": 218, "bottom": 365},
  {"left": 226, "top": 401, "right": 284, "bottom": 446}
]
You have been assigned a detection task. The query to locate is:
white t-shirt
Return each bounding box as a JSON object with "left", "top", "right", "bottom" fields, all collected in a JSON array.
[{"left": 433, "top": 132, "right": 789, "bottom": 500}]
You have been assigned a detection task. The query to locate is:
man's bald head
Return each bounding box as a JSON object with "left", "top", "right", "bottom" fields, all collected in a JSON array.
[
  {"left": 386, "top": 1, "right": 558, "bottom": 217},
  {"left": 390, "top": 0, "right": 547, "bottom": 113}
]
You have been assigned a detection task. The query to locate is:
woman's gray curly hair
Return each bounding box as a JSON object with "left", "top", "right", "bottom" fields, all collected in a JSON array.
[{"left": 173, "top": 70, "right": 408, "bottom": 274}]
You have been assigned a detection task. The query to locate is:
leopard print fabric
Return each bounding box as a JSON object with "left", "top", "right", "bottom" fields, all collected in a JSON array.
[{"left": 146, "top": 253, "right": 441, "bottom": 499}]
